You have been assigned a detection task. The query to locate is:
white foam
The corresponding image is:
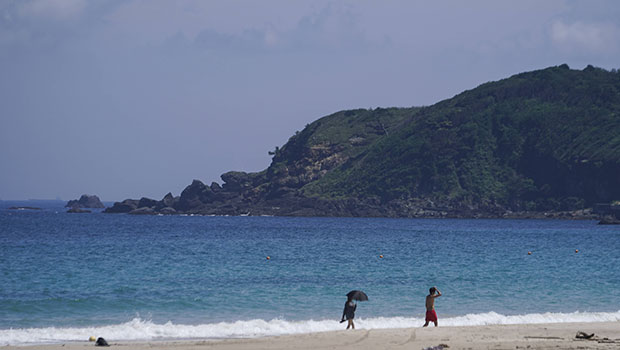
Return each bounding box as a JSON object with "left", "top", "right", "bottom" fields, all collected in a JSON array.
[{"left": 2, "top": 310, "right": 619, "bottom": 346}]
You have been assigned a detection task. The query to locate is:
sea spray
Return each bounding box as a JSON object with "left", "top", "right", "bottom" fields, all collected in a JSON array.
[{"left": 2, "top": 310, "right": 620, "bottom": 346}]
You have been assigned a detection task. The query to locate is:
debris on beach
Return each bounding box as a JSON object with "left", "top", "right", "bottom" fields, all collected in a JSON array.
[
  {"left": 575, "top": 331, "right": 620, "bottom": 344},
  {"left": 95, "top": 337, "right": 110, "bottom": 347},
  {"left": 575, "top": 331, "right": 595, "bottom": 339}
]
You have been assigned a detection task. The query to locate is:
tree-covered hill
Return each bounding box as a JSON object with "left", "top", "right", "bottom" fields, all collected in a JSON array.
[{"left": 106, "top": 65, "right": 620, "bottom": 217}]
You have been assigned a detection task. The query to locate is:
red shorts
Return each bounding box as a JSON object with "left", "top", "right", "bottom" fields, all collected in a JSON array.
[{"left": 426, "top": 310, "right": 438, "bottom": 322}]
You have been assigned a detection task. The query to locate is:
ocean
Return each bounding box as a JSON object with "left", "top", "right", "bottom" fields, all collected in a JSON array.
[{"left": 1, "top": 201, "right": 619, "bottom": 345}]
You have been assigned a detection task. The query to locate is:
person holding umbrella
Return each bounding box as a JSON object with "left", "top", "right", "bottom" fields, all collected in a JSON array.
[{"left": 341, "top": 290, "right": 368, "bottom": 329}]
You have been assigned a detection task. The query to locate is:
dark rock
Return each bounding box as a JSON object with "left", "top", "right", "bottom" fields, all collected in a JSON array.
[
  {"left": 210, "top": 182, "right": 222, "bottom": 192},
  {"left": 159, "top": 207, "right": 177, "bottom": 215},
  {"left": 220, "top": 171, "right": 267, "bottom": 191},
  {"left": 66, "top": 195, "right": 104, "bottom": 208},
  {"left": 176, "top": 180, "right": 214, "bottom": 211},
  {"left": 221, "top": 171, "right": 254, "bottom": 191},
  {"left": 161, "top": 192, "right": 176, "bottom": 207},
  {"left": 104, "top": 199, "right": 139, "bottom": 213},
  {"left": 598, "top": 216, "right": 620, "bottom": 225},
  {"left": 129, "top": 207, "right": 155, "bottom": 215},
  {"left": 95, "top": 337, "right": 109, "bottom": 347},
  {"left": 67, "top": 207, "right": 91, "bottom": 213},
  {"left": 138, "top": 197, "right": 158, "bottom": 208},
  {"left": 593, "top": 203, "right": 620, "bottom": 218}
]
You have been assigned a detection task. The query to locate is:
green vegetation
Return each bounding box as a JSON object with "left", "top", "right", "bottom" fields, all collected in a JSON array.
[{"left": 267, "top": 65, "right": 620, "bottom": 211}]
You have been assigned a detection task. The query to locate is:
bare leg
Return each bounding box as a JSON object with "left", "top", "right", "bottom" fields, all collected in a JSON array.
[
  {"left": 423, "top": 321, "right": 429, "bottom": 327},
  {"left": 434, "top": 321, "right": 438, "bottom": 327},
  {"left": 347, "top": 319, "right": 355, "bottom": 329}
]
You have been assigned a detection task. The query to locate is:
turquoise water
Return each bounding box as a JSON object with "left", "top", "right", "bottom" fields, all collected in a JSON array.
[{"left": 1, "top": 201, "right": 619, "bottom": 345}]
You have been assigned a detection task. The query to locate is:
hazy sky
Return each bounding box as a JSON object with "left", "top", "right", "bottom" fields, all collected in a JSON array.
[{"left": 1, "top": 0, "right": 619, "bottom": 201}]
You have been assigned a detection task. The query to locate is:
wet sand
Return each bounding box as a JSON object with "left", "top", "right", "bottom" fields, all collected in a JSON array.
[{"left": 8, "top": 321, "right": 620, "bottom": 350}]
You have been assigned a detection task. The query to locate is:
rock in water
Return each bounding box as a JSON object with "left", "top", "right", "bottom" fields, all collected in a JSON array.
[
  {"left": 104, "top": 199, "right": 139, "bottom": 213},
  {"left": 598, "top": 216, "right": 620, "bottom": 225},
  {"left": 161, "top": 192, "right": 176, "bottom": 207},
  {"left": 128, "top": 207, "right": 155, "bottom": 215},
  {"left": 159, "top": 207, "right": 177, "bottom": 215},
  {"left": 65, "top": 195, "right": 104, "bottom": 208}
]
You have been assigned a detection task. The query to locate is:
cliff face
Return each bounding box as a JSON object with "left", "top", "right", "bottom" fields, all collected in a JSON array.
[{"left": 105, "top": 65, "right": 620, "bottom": 217}]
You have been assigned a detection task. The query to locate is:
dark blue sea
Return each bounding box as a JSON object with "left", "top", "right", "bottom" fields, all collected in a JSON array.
[{"left": 1, "top": 200, "right": 619, "bottom": 345}]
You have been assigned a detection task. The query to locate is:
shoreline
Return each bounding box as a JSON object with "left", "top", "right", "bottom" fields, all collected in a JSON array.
[
  {"left": 7, "top": 321, "right": 620, "bottom": 350},
  {"left": 2, "top": 201, "right": 612, "bottom": 221}
]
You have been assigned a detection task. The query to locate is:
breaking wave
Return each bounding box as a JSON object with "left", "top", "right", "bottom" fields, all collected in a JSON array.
[{"left": 2, "top": 310, "right": 619, "bottom": 346}]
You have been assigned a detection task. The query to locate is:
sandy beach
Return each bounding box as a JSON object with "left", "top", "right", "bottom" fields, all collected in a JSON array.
[{"left": 8, "top": 322, "right": 619, "bottom": 350}]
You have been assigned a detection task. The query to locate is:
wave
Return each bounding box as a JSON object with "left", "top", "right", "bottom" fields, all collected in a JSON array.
[{"left": 2, "top": 310, "right": 620, "bottom": 346}]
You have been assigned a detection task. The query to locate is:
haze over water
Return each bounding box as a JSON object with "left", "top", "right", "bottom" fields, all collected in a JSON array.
[{"left": 1, "top": 202, "right": 619, "bottom": 345}]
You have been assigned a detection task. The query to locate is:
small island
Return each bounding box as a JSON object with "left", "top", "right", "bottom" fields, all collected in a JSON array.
[{"left": 65, "top": 195, "right": 104, "bottom": 209}]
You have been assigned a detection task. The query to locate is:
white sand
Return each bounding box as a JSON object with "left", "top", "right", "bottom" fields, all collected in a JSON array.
[{"left": 8, "top": 322, "right": 620, "bottom": 350}]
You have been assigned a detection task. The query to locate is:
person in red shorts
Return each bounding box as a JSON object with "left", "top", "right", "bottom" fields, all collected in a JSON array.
[{"left": 423, "top": 286, "right": 442, "bottom": 327}]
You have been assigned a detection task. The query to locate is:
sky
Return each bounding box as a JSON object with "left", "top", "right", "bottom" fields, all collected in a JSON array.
[{"left": 1, "top": 0, "right": 619, "bottom": 201}]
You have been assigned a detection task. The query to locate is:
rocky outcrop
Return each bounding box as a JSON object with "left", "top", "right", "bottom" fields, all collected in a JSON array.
[
  {"left": 598, "top": 216, "right": 620, "bottom": 225},
  {"left": 105, "top": 193, "right": 180, "bottom": 215},
  {"left": 100, "top": 136, "right": 615, "bottom": 218},
  {"left": 66, "top": 195, "right": 104, "bottom": 208},
  {"left": 129, "top": 207, "right": 155, "bottom": 215},
  {"left": 161, "top": 192, "right": 176, "bottom": 207},
  {"left": 103, "top": 199, "right": 139, "bottom": 213},
  {"left": 103, "top": 65, "right": 620, "bottom": 219},
  {"left": 159, "top": 207, "right": 177, "bottom": 214},
  {"left": 176, "top": 180, "right": 214, "bottom": 212},
  {"left": 100, "top": 175, "right": 604, "bottom": 218},
  {"left": 137, "top": 197, "right": 159, "bottom": 209}
]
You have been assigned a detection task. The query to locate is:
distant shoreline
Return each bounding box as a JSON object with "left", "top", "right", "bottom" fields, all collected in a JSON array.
[
  {"left": 104, "top": 206, "right": 602, "bottom": 220},
  {"left": 2, "top": 200, "right": 616, "bottom": 223}
]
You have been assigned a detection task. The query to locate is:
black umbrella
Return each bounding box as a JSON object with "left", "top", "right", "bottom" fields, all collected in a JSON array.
[{"left": 346, "top": 290, "right": 369, "bottom": 301}]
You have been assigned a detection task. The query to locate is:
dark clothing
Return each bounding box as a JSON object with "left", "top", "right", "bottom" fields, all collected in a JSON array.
[
  {"left": 95, "top": 337, "right": 109, "bottom": 347},
  {"left": 342, "top": 301, "right": 356, "bottom": 320}
]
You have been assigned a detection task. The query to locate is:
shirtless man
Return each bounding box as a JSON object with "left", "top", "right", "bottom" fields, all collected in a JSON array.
[{"left": 423, "top": 286, "right": 441, "bottom": 327}]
